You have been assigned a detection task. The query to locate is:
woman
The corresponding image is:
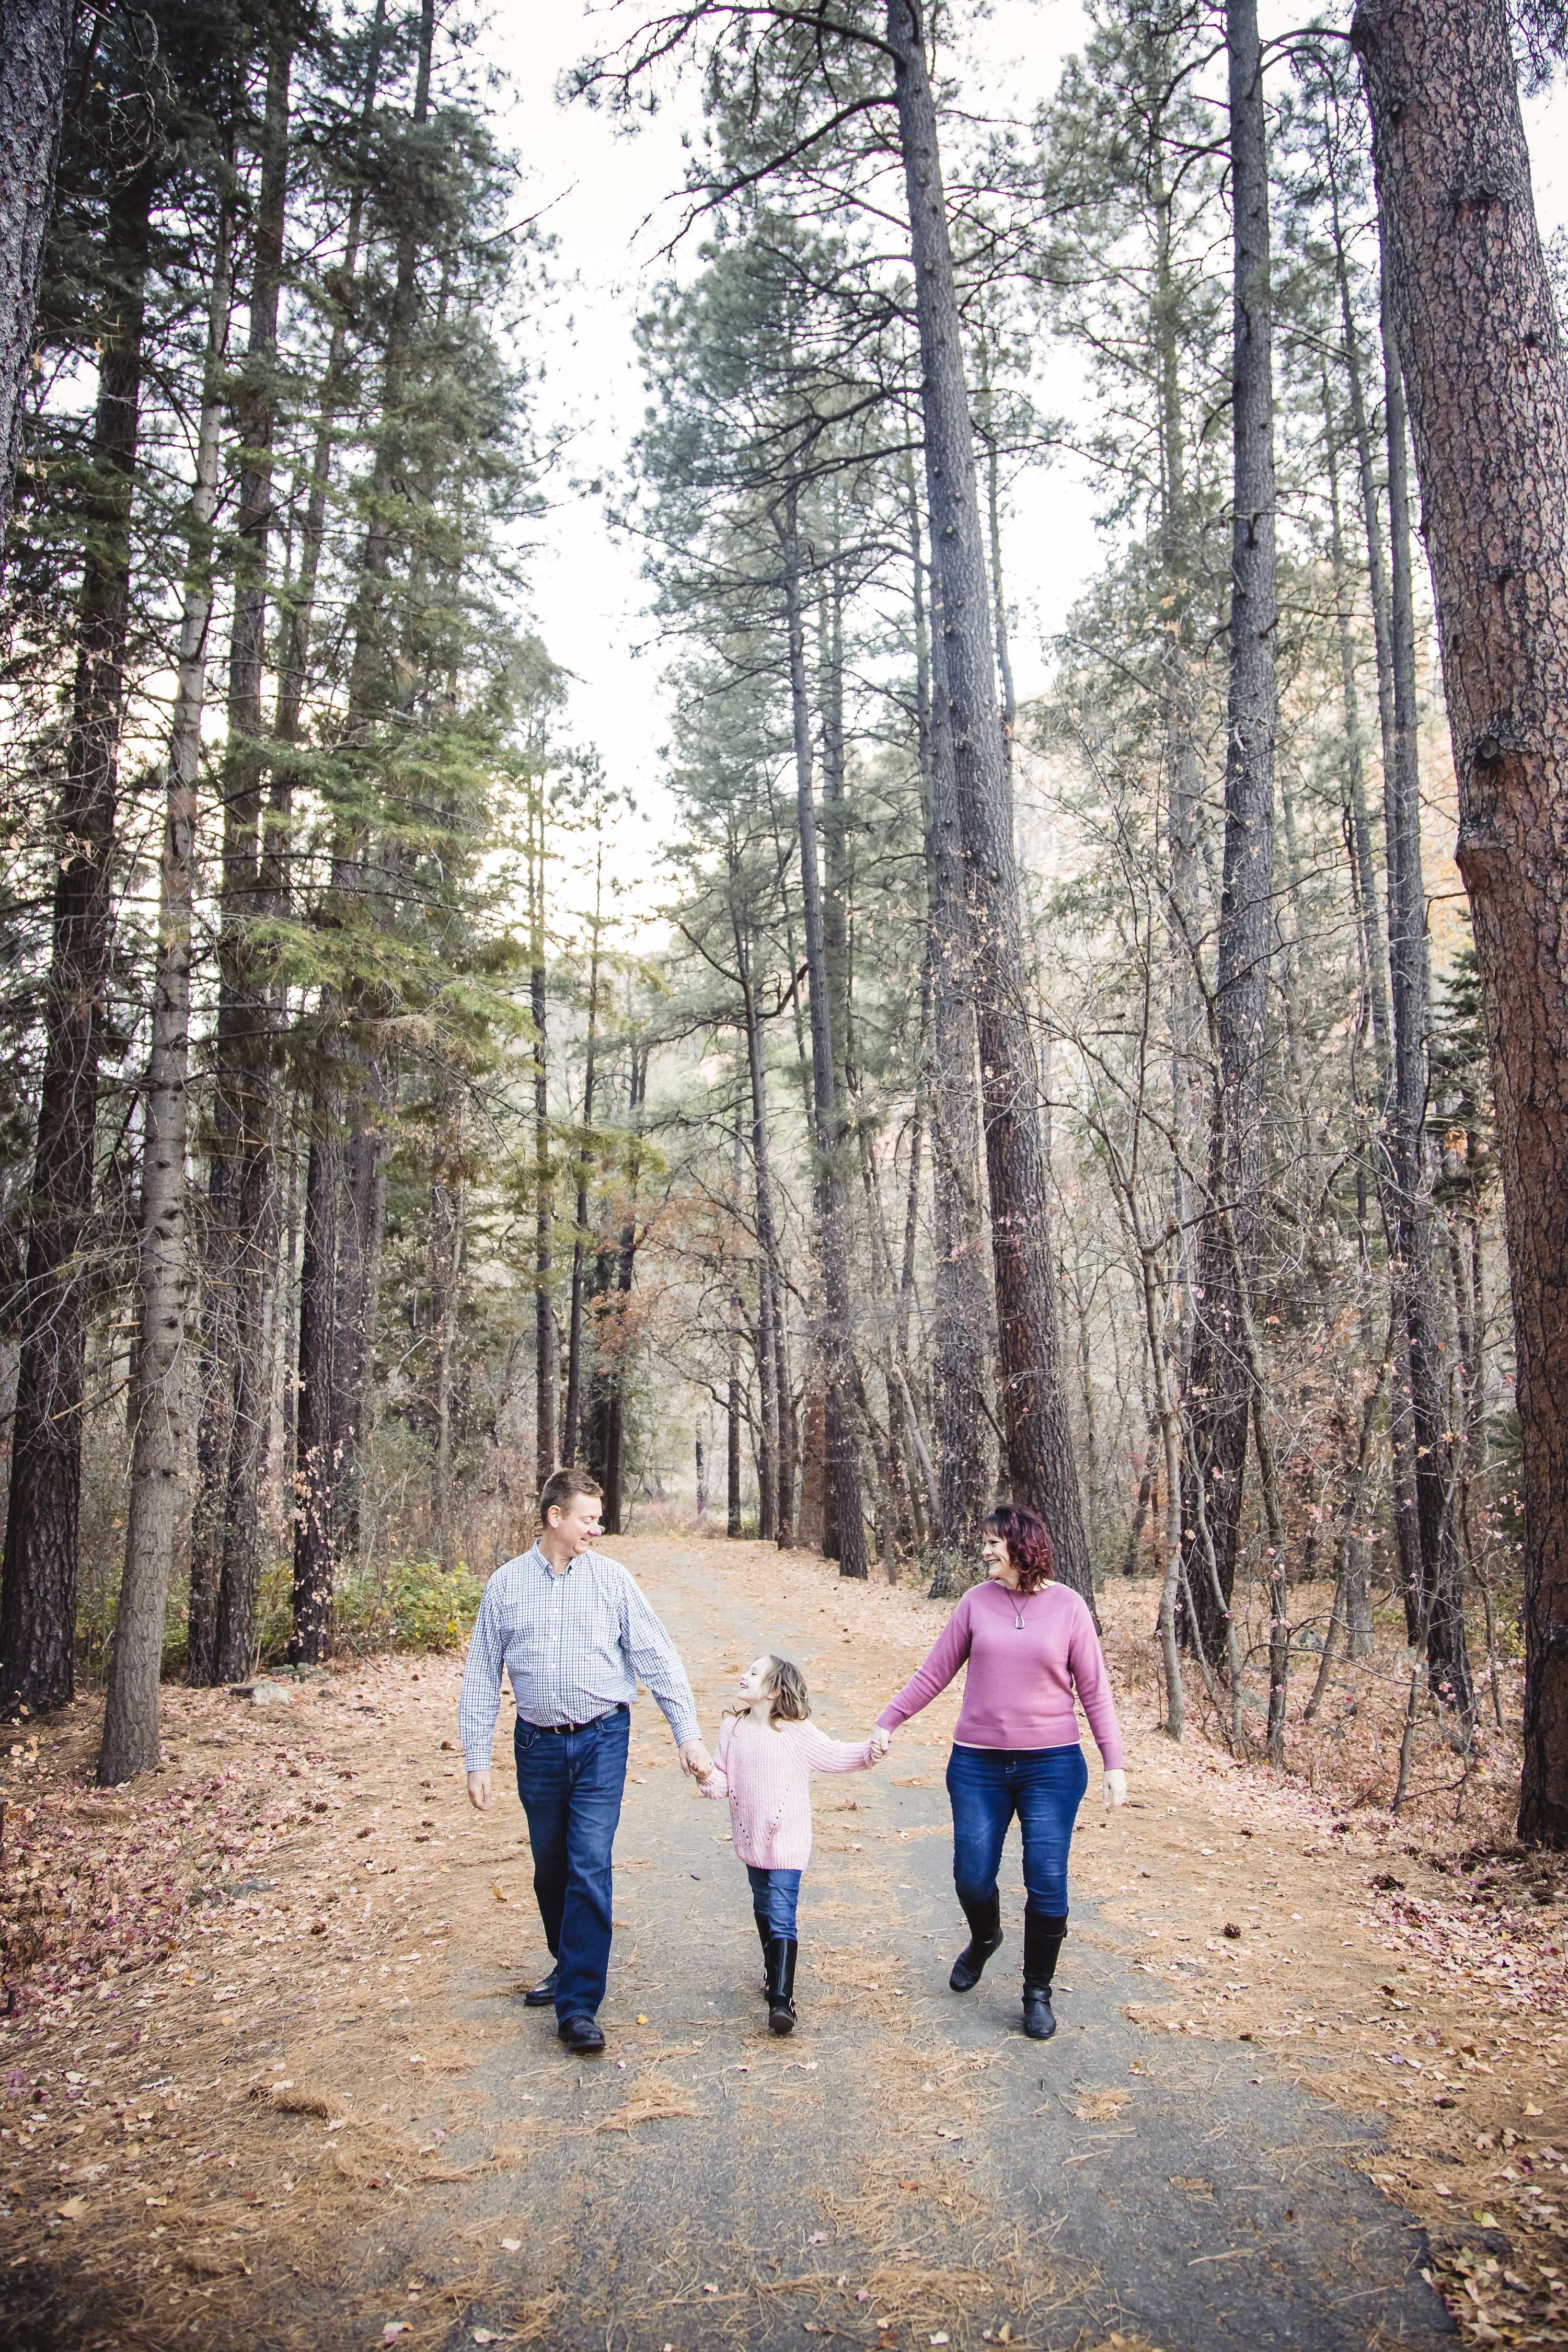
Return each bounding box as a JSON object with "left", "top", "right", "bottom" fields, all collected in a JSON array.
[{"left": 873, "top": 1505, "right": 1126, "bottom": 2041}]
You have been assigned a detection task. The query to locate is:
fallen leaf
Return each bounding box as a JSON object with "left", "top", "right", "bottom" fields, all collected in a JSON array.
[
  {"left": 1074, "top": 2091, "right": 1129, "bottom": 2123},
  {"left": 499, "top": 2238, "right": 521, "bottom": 2252},
  {"left": 491, "top": 1881, "right": 510, "bottom": 1903},
  {"left": 808, "top": 2231, "right": 828, "bottom": 2244},
  {"left": 54, "top": 2198, "right": 86, "bottom": 2220}
]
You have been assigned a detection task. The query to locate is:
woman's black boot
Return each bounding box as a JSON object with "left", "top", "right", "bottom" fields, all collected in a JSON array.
[
  {"left": 765, "top": 1938, "right": 798, "bottom": 2034},
  {"left": 1022, "top": 1912, "right": 1067, "bottom": 2040},
  {"left": 949, "top": 1891, "right": 1004, "bottom": 1991},
  {"left": 755, "top": 1912, "right": 772, "bottom": 1988}
]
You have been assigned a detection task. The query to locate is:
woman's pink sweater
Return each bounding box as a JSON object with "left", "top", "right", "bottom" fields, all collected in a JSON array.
[
  {"left": 877, "top": 1580, "right": 1124, "bottom": 1768},
  {"left": 698, "top": 1712, "right": 879, "bottom": 1869}
]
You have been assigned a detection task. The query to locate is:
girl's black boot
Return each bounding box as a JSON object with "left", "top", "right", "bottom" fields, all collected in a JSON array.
[
  {"left": 949, "top": 1891, "right": 1004, "bottom": 1991},
  {"left": 1022, "top": 1912, "right": 1067, "bottom": 2041},
  {"left": 765, "top": 1937, "right": 798, "bottom": 2034},
  {"left": 755, "top": 1912, "right": 772, "bottom": 1988}
]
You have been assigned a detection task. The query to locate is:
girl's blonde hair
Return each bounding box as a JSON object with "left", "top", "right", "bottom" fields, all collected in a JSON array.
[{"left": 726, "top": 1654, "right": 812, "bottom": 1729}]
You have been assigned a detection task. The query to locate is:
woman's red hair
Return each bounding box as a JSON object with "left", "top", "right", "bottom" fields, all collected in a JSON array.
[{"left": 982, "top": 1505, "right": 1056, "bottom": 1593}]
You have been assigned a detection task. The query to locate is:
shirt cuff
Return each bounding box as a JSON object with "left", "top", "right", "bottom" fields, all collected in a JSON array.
[
  {"left": 463, "top": 1749, "right": 491, "bottom": 1774},
  {"left": 662, "top": 1703, "right": 701, "bottom": 1748}
]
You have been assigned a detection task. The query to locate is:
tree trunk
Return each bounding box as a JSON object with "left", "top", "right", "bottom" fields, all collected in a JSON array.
[
  {"left": 191, "top": 37, "right": 292, "bottom": 1681},
  {"left": 921, "top": 552, "right": 993, "bottom": 1586},
  {"left": 0, "top": 162, "right": 154, "bottom": 1717},
  {"left": 1379, "top": 273, "right": 1474, "bottom": 1717},
  {"left": 0, "top": 0, "right": 73, "bottom": 555},
  {"left": 532, "top": 949, "right": 555, "bottom": 1485},
  {"left": 594, "top": 1053, "right": 644, "bottom": 1538},
  {"left": 887, "top": 0, "right": 1091, "bottom": 1598},
  {"left": 563, "top": 883, "right": 603, "bottom": 1465},
  {"left": 1353, "top": 0, "right": 1567, "bottom": 1835},
  {"left": 779, "top": 487, "right": 866, "bottom": 1578},
  {"left": 290, "top": 1084, "right": 341, "bottom": 1664},
  {"left": 1180, "top": 0, "right": 1277, "bottom": 1666},
  {"left": 97, "top": 209, "right": 233, "bottom": 1781},
  {"left": 429, "top": 1083, "right": 463, "bottom": 1571},
  {"left": 738, "top": 939, "right": 779, "bottom": 1541}
]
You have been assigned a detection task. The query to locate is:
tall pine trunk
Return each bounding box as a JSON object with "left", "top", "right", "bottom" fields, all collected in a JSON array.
[
  {"left": 532, "top": 948, "right": 555, "bottom": 1484},
  {"left": 563, "top": 883, "right": 603, "bottom": 1465},
  {"left": 1379, "top": 277, "right": 1473, "bottom": 1716},
  {"left": 190, "top": 39, "right": 292, "bottom": 1682},
  {"left": 0, "top": 0, "right": 73, "bottom": 553},
  {"left": 779, "top": 487, "right": 866, "bottom": 1577},
  {"left": 97, "top": 207, "right": 233, "bottom": 1782},
  {"left": 737, "top": 930, "right": 779, "bottom": 1541},
  {"left": 886, "top": 0, "right": 1090, "bottom": 1598},
  {"left": 1181, "top": 0, "right": 1277, "bottom": 1667},
  {"left": 290, "top": 1079, "right": 341, "bottom": 1662},
  {"left": 1352, "top": 0, "right": 1568, "bottom": 1840},
  {"left": 923, "top": 560, "right": 993, "bottom": 1588},
  {"left": 429, "top": 1083, "right": 463, "bottom": 1571},
  {"left": 0, "top": 162, "right": 154, "bottom": 1715}
]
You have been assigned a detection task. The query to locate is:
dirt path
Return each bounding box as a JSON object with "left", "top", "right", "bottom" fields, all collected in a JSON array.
[{"left": 3, "top": 1535, "right": 1559, "bottom": 2351}]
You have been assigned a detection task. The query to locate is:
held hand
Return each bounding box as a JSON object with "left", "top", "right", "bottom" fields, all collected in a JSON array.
[
  {"left": 466, "top": 1769, "right": 492, "bottom": 1814},
  {"left": 1103, "top": 1768, "right": 1127, "bottom": 1811},
  {"left": 871, "top": 1725, "right": 892, "bottom": 1758},
  {"left": 679, "top": 1739, "right": 713, "bottom": 1781}
]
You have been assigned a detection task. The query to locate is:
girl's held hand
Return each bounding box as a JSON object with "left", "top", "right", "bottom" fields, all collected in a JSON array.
[
  {"left": 871, "top": 1726, "right": 892, "bottom": 1757},
  {"left": 1103, "top": 1768, "right": 1127, "bottom": 1809}
]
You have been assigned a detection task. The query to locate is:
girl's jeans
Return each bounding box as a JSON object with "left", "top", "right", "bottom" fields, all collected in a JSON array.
[
  {"left": 946, "top": 1740, "right": 1088, "bottom": 1916},
  {"left": 747, "top": 1864, "right": 802, "bottom": 1939}
]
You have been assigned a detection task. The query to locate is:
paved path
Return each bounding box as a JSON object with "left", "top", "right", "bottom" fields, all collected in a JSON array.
[{"left": 382, "top": 1546, "right": 1450, "bottom": 2352}]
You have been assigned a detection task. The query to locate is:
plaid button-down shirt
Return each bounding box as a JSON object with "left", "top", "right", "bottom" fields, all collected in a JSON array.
[{"left": 458, "top": 1543, "right": 700, "bottom": 1770}]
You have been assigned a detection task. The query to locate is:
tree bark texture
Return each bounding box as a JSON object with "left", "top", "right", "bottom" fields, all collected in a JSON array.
[
  {"left": 532, "top": 952, "right": 556, "bottom": 1485},
  {"left": 0, "top": 0, "right": 73, "bottom": 556},
  {"left": 99, "top": 206, "right": 232, "bottom": 1781},
  {"left": 887, "top": 0, "right": 1091, "bottom": 1599},
  {"left": 924, "top": 567, "right": 993, "bottom": 1582},
  {"left": 739, "top": 945, "right": 779, "bottom": 1541},
  {"left": 1353, "top": 0, "right": 1568, "bottom": 1840},
  {"left": 780, "top": 491, "right": 866, "bottom": 1578},
  {"left": 191, "top": 38, "right": 292, "bottom": 1682},
  {"left": 429, "top": 1083, "right": 463, "bottom": 1572},
  {"left": 1181, "top": 0, "right": 1277, "bottom": 1666},
  {"left": 0, "top": 163, "right": 154, "bottom": 1717},
  {"left": 1379, "top": 278, "right": 1473, "bottom": 1715},
  {"left": 290, "top": 1087, "right": 341, "bottom": 1664}
]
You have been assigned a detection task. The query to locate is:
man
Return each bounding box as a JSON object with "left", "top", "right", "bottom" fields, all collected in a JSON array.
[{"left": 459, "top": 1467, "right": 712, "bottom": 2054}]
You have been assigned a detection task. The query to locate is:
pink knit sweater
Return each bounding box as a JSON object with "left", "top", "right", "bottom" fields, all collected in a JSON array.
[
  {"left": 877, "top": 1579, "right": 1124, "bottom": 1768},
  {"left": 698, "top": 1712, "right": 879, "bottom": 1869}
]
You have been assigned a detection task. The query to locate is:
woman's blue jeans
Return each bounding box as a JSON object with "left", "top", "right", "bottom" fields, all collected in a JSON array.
[
  {"left": 946, "top": 1740, "right": 1088, "bottom": 1917},
  {"left": 747, "top": 1865, "right": 802, "bottom": 1939}
]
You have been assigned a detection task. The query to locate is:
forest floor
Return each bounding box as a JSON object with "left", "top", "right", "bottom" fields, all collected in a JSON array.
[{"left": 0, "top": 1536, "right": 1564, "bottom": 2352}]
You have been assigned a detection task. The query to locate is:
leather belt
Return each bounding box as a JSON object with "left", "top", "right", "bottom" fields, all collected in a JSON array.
[{"left": 523, "top": 1704, "right": 626, "bottom": 1736}]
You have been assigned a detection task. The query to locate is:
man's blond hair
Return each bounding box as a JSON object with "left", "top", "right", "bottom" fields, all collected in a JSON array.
[{"left": 538, "top": 1466, "right": 603, "bottom": 1526}]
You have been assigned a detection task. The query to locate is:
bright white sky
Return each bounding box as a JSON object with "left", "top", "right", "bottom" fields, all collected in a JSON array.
[{"left": 483, "top": 0, "right": 1568, "bottom": 910}]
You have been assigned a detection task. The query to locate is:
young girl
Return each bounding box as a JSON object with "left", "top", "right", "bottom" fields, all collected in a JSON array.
[{"left": 697, "top": 1653, "right": 881, "bottom": 2034}]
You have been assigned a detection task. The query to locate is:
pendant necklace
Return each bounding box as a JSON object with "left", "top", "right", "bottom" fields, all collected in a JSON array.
[{"left": 1010, "top": 1588, "right": 1028, "bottom": 1632}]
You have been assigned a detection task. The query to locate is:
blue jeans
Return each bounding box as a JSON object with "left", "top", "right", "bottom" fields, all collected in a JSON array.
[
  {"left": 513, "top": 1705, "right": 629, "bottom": 2021},
  {"left": 946, "top": 1741, "right": 1088, "bottom": 1918},
  {"left": 747, "top": 1865, "right": 802, "bottom": 1939}
]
